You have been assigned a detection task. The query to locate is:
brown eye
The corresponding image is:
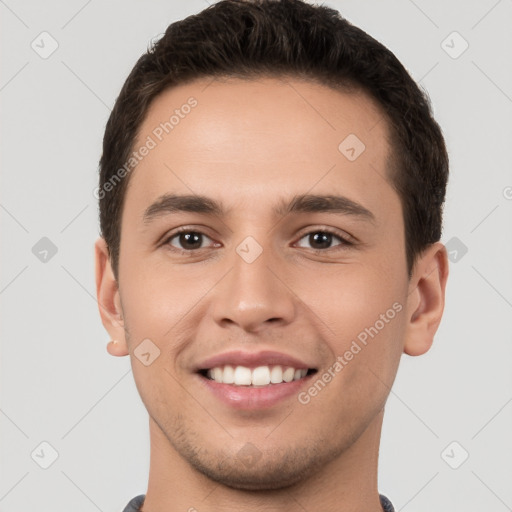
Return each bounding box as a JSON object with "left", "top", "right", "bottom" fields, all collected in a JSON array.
[
  {"left": 296, "top": 230, "right": 350, "bottom": 250},
  {"left": 167, "top": 231, "right": 212, "bottom": 251}
]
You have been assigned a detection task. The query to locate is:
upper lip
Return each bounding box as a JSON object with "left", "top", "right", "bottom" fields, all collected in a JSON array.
[{"left": 195, "top": 350, "right": 316, "bottom": 371}]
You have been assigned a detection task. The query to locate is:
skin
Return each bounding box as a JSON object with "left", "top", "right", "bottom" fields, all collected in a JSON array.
[{"left": 95, "top": 77, "right": 448, "bottom": 512}]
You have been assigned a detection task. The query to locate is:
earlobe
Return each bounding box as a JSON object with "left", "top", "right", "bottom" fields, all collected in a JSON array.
[
  {"left": 94, "top": 237, "right": 129, "bottom": 356},
  {"left": 403, "top": 242, "right": 449, "bottom": 356},
  {"left": 106, "top": 339, "right": 128, "bottom": 356}
]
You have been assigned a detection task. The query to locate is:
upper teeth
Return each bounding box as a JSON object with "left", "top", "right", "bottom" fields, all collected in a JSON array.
[{"left": 206, "top": 365, "right": 308, "bottom": 386}]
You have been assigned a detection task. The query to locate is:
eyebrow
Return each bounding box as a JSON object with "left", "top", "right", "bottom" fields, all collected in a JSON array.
[{"left": 143, "top": 193, "right": 375, "bottom": 224}]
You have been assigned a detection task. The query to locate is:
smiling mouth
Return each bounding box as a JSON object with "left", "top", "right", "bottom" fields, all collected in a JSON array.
[{"left": 199, "top": 365, "right": 318, "bottom": 386}]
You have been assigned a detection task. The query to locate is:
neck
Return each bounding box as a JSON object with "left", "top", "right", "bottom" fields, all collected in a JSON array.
[{"left": 142, "top": 409, "right": 385, "bottom": 512}]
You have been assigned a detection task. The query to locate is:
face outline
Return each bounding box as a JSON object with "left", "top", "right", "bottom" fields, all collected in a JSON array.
[{"left": 95, "top": 76, "right": 448, "bottom": 492}]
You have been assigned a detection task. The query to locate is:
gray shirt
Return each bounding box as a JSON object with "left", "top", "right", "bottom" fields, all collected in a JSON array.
[{"left": 122, "top": 493, "right": 395, "bottom": 511}]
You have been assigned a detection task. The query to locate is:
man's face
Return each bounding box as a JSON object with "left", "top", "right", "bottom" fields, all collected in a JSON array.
[{"left": 115, "top": 77, "right": 411, "bottom": 489}]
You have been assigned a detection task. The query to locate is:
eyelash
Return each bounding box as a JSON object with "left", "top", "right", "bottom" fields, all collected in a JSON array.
[{"left": 162, "top": 226, "right": 355, "bottom": 255}]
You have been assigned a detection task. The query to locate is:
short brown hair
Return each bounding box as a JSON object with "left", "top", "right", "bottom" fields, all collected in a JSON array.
[{"left": 99, "top": 0, "right": 449, "bottom": 279}]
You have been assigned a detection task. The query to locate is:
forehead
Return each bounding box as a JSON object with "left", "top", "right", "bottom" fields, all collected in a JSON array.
[{"left": 125, "top": 76, "right": 396, "bottom": 220}]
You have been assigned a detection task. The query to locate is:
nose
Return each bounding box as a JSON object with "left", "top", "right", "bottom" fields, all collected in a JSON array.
[{"left": 211, "top": 239, "right": 296, "bottom": 334}]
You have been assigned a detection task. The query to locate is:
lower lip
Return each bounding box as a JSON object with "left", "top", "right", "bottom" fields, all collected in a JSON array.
[{"left": 198, "top": 374, "right": 314, "bottom": 409}]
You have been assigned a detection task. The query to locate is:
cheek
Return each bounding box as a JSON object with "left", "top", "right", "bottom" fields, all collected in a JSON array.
[
  {"left": 119, "top": 263, "right": 207, "bottom": 389},
  {"left": 304, "top": 261, "right": 405, "bottom": 332},
  {"left": 119, "top": 260, "right": 195, "bottom": 338},
  {"left": 308, "top": 287, "right": 406, "bottom": 427},
  {"left": 306, "top": 263, "right": 407, "bottom": 391}
]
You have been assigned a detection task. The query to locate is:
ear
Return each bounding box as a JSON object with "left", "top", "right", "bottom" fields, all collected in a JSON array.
[
  {"left": 403, "top": 241, "right": 449, "bottom": 356},
  {"left": 95, "top": 237, "right": 129, "bottom": 356}
]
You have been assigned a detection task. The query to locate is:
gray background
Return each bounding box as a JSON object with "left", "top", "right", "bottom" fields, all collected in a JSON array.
[{"left": 1, "top": 0, "right": 511, "bottom": 511}]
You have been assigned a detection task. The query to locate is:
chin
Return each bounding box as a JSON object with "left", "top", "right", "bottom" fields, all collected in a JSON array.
[
  {"left": 182, "top": 442, "right": 338, "bottom": 491},
  {"left": 191, "top": 458, "right": 312, "bottom": 491}
]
